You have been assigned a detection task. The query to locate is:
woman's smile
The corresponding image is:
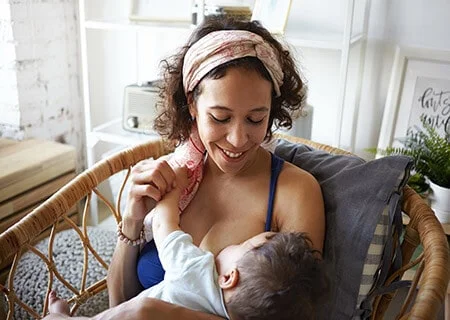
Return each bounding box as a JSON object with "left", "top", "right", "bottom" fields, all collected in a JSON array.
[
  {"left": 220, "top": 146, "right": 244, "bottom": 159},
  {"left": 216, "top": 145, "right": 249, "bottom": 168}
]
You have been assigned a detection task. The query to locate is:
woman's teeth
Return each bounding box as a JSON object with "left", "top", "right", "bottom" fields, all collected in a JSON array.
[{"left": 222, "top": 149, "right": 243, "bottom": 158}]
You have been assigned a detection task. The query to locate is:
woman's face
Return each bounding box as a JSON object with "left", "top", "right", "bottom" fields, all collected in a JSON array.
[{"left": 190, "top": 67, "right": 272, "bottom": 175}]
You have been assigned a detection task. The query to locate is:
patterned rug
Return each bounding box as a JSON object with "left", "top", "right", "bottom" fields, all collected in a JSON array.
[{"left": 3, "top": 227, "right": 116, "bottom": 319}]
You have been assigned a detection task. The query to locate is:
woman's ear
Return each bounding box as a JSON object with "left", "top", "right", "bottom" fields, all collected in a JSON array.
[
  {"left": 188, "top": 103, "right": 197, "bottom": 121},
  {"left": 218, "top": 268, "right": 239, "bottom": 289}
]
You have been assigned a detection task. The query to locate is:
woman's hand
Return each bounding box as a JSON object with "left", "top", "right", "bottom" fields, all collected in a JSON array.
[{"left": 124, "top": 156, "right": 177, "bottom": 223}]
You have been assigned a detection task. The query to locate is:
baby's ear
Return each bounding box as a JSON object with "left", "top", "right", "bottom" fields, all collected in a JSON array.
[{"left": 218, "top": 268, "right": 239, "bottom": 289}]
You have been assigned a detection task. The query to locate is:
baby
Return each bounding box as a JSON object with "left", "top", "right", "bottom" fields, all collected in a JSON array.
[{"left": 48, "top": 166, "right": 328, "bottom": 319}]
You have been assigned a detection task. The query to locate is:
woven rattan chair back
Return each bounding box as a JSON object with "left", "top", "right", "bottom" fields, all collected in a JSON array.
[{"left": 0, "top": 136, "right": 448, "bottom": 319}]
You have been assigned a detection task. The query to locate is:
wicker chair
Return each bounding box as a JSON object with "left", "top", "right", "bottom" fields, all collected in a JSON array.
[{"left": 0, "top": 136, "right": 448, "bottom": 319}]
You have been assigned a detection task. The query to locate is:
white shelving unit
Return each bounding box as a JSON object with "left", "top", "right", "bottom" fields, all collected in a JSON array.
[
  {"left": 91, "top": 119, "right": 159, "bottom": 145},
  {"left": 285, "top": 29, "right": 364, "bottom": 51},
  {"left": 78, "top": 0, "right": 368, "bottom": 223},
  {"left": 285, "top": 0, "right": 370, "bottom": 149},
  {"left": 84, "top": 19, "right": 193, "bottom": 32}
]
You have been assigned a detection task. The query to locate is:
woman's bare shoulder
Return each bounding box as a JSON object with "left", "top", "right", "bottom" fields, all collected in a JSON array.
[
  {"left": 279, "top": 160, "right": 320, "bottom": 192},
  {"left": 274, "top": 161, "right": 325, "bottom": 251}
]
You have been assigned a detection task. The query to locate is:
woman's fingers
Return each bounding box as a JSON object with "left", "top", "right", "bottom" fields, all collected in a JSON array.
[
  {"left": 135, "top": 170, "right": 168, "bottom": 193},
  {"left": 132, "top": 159, "right": 176, "bottom": 193},
  {"left": 130, "top": 183, "right": 162, "bottom": 202}
]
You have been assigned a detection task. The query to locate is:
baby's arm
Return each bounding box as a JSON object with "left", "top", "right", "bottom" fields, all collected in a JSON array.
[{"left": 152, "top": 166, "right": 188, "bottom": 250}]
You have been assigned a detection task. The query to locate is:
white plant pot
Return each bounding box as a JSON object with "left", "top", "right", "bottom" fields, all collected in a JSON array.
[{"left": 429, "top": 181, "right": 450, "bottom": 224}]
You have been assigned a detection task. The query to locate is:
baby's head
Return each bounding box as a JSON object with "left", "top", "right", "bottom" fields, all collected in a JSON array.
[{"left": 216, "top": 232, "right": 328, "bottom": 320}]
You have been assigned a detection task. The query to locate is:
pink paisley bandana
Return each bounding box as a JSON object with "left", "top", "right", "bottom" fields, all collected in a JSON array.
[
  {"left": 183, "top": 30, "right": 284, "bottom": 96},
  {"left": 166, "top": 125, "right": 205, "bottom": 212},
  {"left": 144, "top": 30, "right": 283, "bottom": 240}
]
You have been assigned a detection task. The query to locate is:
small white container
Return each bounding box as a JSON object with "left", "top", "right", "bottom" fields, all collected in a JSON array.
[{"left": 429, "top": 181, "right": 450, "bottom": 224}]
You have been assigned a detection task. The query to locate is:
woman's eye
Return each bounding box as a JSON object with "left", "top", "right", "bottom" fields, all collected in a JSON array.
[
  {"left": 248, "top": 117, "right": 265, "bottom": 124},
  {"left": 210, "top": 115, "right": 230, "bottom": 123}
]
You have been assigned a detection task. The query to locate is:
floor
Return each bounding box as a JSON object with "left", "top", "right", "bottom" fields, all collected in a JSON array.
[
  {"left": 97, "top": 214, "right": 116, "bottom": 231},
  {"left": 95, "top": 200, "right": 118, "bottom": 231}
]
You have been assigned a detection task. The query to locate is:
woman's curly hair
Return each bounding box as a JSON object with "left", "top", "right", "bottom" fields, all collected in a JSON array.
[{"left": 153, "top": 16, "right": 307, "bottom": 143}]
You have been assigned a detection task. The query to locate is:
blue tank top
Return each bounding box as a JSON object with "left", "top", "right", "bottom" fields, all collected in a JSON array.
[{"left": 136, "top": 152, "right": 285, "bottom": 289}]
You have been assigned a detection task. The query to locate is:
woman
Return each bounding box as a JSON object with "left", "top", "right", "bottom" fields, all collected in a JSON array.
[{"left": 103, "top": 17, "right": 324, "bottom": 319}]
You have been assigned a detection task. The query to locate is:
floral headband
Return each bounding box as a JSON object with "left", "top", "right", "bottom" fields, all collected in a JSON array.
[{"left": 182, "top": 30, "right": 284, "bottom": 96}]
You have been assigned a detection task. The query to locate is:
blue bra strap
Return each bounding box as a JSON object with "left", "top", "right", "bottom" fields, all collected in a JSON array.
[{"left": 265, "top": 153, "right": 285, "bottom": 231}]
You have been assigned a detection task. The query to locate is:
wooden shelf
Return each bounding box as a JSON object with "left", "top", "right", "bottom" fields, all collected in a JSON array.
[
  {"left": 0, "top": 138, "right": 79, "bottom": 279},
  {"left": 84, "top": 18, "right": 364, "bottom": 51},
  {"left": 0, "top": 139, "right": 76, "bottom": 203}
]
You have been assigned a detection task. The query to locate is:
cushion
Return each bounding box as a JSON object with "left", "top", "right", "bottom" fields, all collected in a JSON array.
[
  {"left": 274, "top": 139, "right": 412, "bottom": 319},
  {"left": 8, "top": 227, "right": 116, "bottom": 319}
]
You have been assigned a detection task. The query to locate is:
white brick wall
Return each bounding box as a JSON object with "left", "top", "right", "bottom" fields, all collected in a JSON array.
[
  {"left": 0, "top": 2, "right": 21, "bottom": 128},
  {"left": 0, "top": 0, "right": 85, "bottom": 171}
]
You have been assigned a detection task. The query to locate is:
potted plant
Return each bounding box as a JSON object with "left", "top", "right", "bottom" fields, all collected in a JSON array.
[{"left": 373, "top": 118, "right": 450, "bottom": 223}]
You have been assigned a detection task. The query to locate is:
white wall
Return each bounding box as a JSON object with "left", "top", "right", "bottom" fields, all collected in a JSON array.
[
  {"left": 2, "top": 0, "right": 449, "bottom": 166},
  {"left": 0, "top": 0, "right": 84, "bottom": 170},
  {"left": 0, "top": 2, "right": 21, "bottom": 134},
  {"left": 355, "top": 0, "right": 450, "bottom": 158},
  {"left": 283, "top": 0, "right": 450, "bottom": 157}
]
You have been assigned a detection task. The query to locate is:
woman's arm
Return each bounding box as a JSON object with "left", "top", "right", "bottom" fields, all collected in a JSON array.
[
  {"left": 99, "top": 296, "right": 225, "bottom": 320},
  {"left": 275, "top": 162, "right": 325, "bottom": 252},
  {"left": 107, "top": 218, "right": 144, "bottom": 306},
  {"left": 107, "top": 157, "right": 176, "bottom": 306},
  {"left": 43, "top": 297, "right": 224, "bottom": 320}
]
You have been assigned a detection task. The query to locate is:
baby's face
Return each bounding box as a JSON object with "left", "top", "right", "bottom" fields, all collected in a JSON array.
[{"left": 215, "top": 231, "right": 275, "bottom": 275}]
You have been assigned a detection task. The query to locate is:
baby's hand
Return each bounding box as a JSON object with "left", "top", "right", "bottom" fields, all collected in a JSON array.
[
  {"left": 154, "top": 165, "right": 188, "bottom": 213},
  {"left": 173, "top": 165, "right": 189, "bottom": 193},
  {"left": 158, "top": 165, "right": 188, "bottom": 205}
]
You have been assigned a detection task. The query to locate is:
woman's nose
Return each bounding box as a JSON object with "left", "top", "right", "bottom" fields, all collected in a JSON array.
[{"left": 227, "top": 124, "right": 248, "bottom": 148}]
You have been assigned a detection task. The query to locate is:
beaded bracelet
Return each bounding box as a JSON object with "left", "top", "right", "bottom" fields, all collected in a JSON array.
[{"left": 117, "top": 221, "right": 146, "bottom": 246}]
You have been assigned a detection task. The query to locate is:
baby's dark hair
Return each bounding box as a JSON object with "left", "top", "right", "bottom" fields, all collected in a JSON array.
[
  {"left": 227, "top": 232, "right": 329, "bottom": 320},
  {"left": 154, "top": 16, "right": 307, "bottom": 143}
]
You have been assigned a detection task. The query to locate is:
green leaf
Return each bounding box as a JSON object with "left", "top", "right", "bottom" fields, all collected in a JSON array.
[{"left": 371, "top": 118, "right": 450, "bottom": 188}]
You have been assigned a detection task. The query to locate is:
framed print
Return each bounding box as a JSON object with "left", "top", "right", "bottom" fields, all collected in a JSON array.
[
  {"left": 378, "top": 46, "right": 450, "bottom": 150},
  {"left": 129, "top": 0, "right": 192, "bottom": 23},
  {"left": 251, "top": 0, "right": 292, "bottom": 34}
]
